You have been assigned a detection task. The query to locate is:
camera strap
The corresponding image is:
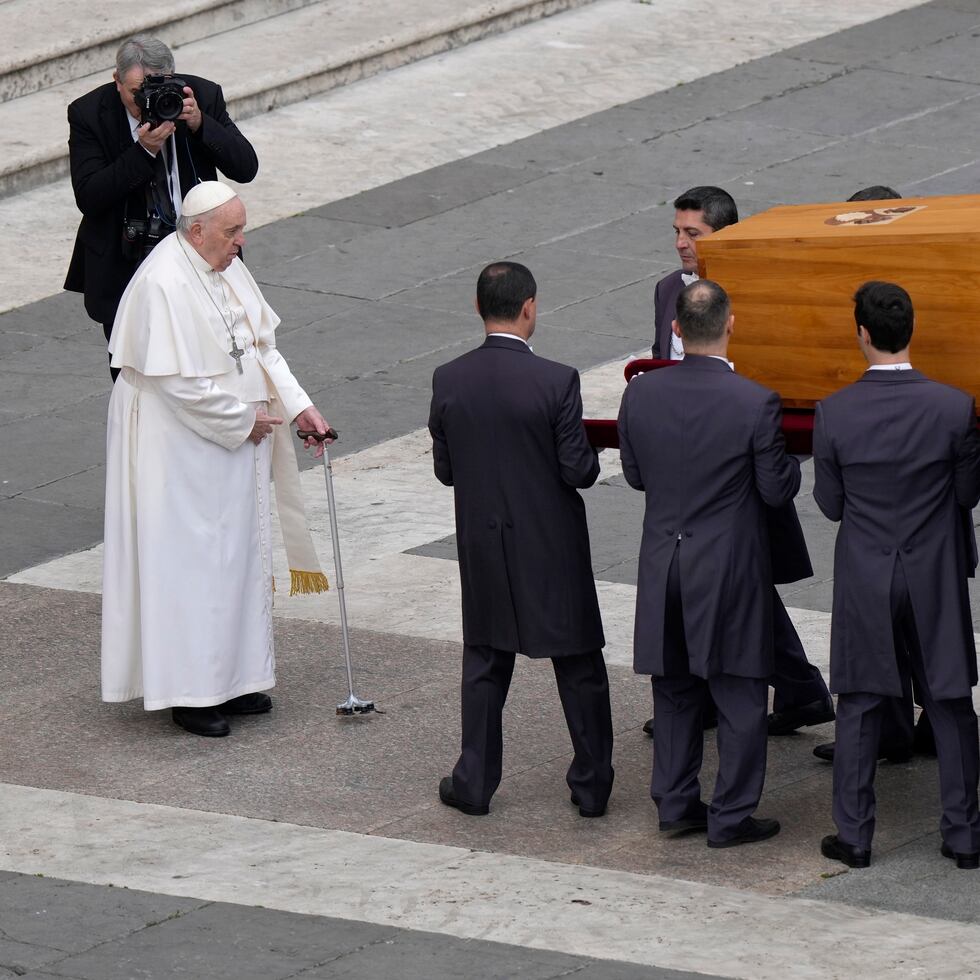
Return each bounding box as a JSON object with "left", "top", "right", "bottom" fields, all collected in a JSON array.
[{"left": 149, "top": 140, "right": 177, "bottom": 227}]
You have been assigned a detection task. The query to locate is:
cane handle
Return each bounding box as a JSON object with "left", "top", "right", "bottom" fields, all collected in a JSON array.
[{"left": 297, "top": 427, "right": 339, "bottom": 442}]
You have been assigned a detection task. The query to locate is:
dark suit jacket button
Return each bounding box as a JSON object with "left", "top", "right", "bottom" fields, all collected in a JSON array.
[
  {"left": 488, "top": 519, "right": 497, "bottom": 530},
  {"left": 685, "top": 531, "right": 692, "bottom": 538},
  {"left": 882, "top": 546, "right": 892, "bottom": 555},
  {"left": 903, "top": 546, "right": 912, "bottom": 553},
  {"left": 505, "top": 520, "right": 513, "bottom": 529}
]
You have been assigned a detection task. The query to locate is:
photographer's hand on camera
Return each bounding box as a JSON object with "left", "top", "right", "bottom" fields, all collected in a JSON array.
[
  {"left": 179, "top": 87, "right": 203, "bottom": 133},
  {"left": 137, "top": 120, "right": 176, "bottom": 156}
]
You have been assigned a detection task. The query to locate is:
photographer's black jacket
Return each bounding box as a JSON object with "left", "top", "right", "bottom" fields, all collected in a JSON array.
[{"left": 64, "top": 74, "right": 258, "bottom": 332}]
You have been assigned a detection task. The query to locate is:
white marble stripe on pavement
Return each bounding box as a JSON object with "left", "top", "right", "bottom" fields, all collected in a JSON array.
[
  {"left": 0, "top": 782, "right": 975, "bottom": 980},
  {"left": 0, "top": 0, "right": 925, "bottom": 314}
]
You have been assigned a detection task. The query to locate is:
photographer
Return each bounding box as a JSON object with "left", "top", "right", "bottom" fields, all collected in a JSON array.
[{"left": 64, "top": 35, "right": 258, "bottom": 380}]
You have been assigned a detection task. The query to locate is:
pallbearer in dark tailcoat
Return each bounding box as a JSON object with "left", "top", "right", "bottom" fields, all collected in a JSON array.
[
  {"left": 620, "top": 280, "right": 800, "bottom": 847},
  {"left": 647, "top": 186, "right": 833, "bottom": 741},
  {"left": 429, "top": 262, "right": 613, "bottom": 818},
  {"left": 815, "top": 281, "right": 980, "bottom": 871}
]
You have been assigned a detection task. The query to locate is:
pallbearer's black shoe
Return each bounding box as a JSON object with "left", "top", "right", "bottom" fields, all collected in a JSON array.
[
  {"left": 172, "top": 706, "right": 230, "bottom": 737},
  {"left": 767, "top": 696, "right": 835, "bottom": 735},
  {"left": 439, "top": 776, "right": 489, "bottom": 816},
  {"left": 643, "top": 707, "right": 717, "bottom": 738},
  {"left": 660, "top": 802, "right": 709, "bottom": 835},
  {"left": 570, "top": 792, "right": 606, "bottom": 818},
  {"left": 220, "top": 692, "right": 272, "bottom": 714},
  {"left": 708, "top": 816, "right": 780, "bottom": 848},
  {"left": 941, "top": 842, "right": 980, "bottom": 870},
  {"left": 820, "top": 834, "right": 871, "bottom": 868},
  {"left": 812, "top": 741, "right": 911, "bottom": 763}
]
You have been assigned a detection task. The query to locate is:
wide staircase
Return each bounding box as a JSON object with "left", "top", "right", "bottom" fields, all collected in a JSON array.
[{"left": 0, "top": 0, "right": 596, "bottom": 198}]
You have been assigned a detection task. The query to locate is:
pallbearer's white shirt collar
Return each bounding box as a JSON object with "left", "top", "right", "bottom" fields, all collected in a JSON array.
[
  {"left": 868, "top": 362, "right": 913, "bottom": 371},
  {"left": 488, "top": 332, "right": 533, "bottom": 351},
  {"left": 681, "top": 272, "right": 699, "bottom": 286},
  {"left": 708, "top": 354, "right": 735, "bottom": 370}
]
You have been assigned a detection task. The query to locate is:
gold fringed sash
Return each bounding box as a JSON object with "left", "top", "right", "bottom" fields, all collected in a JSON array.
[
  {"left": 267, "top": 384, "right": 329, "bottom": 596},
  {"left": 290, "top": 569, "right": 330, "bottom": 595}
]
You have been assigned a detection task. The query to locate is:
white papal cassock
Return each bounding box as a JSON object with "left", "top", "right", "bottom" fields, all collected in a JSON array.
[{"left": 101, "top": 231, "right": 325, "bottom": 710}]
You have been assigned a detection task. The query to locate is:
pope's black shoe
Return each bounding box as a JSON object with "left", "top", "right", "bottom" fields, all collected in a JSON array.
[
  {"left": 570, "top": 792, "right": 606, "bottom": 818},
  {"left": 220, "top": 692, "right": 272, "bottom": 715},
  {"left": 439, "top": 776, "right": 489, "bottom": 816},
  {"left": 821, "top": 834, "right": 871, "bottom": 868},
  {"left": 767, "top": 696, "right": 835, "bottom": 735},
  {"left": 708, "top": 816, "right": 780, "bottom": 848},
  {"left": 172, "top": 706, "right": 230, "bottom": 737},
  {"left": 941, "top": 842, "right": 980, "bottom": 870}
]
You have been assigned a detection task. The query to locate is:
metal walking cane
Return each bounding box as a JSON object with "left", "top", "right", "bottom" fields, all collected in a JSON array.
[{"left": 297, "top": 427, "right": 376, "bottom": 716}]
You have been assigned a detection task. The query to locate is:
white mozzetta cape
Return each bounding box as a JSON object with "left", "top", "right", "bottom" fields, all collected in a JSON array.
[{"left": 102, "top": 234, "right": 325, "bottom": 710}]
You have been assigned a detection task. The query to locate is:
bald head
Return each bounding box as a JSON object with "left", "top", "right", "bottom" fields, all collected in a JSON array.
[{"left": 675, "top": 279, "right": 732, "bottom": 349}]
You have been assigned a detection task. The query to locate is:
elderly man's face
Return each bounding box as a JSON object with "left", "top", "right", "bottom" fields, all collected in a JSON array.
[
  {"left": 191, "top": 199, "right": 247, "bottom": 272},
  {"left": 673, "top": 209, "right": 715, "bottom": 273},
  {"left": 114, "top": 67, "right": 146, "bottom": 121}
]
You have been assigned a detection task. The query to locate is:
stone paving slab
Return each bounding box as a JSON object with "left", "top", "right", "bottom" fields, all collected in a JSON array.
[
  {"left": 0, "top": 872, "right": 709, "bottom": 980},
  {"left": 786, "top": 1, "right": 980, "bottom": 66},
  {"left": 730, "top": 68, "right": 980, "bottom": 137}
]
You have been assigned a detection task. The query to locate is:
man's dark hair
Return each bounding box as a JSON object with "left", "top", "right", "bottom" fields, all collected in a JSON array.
[
  {"left": 853, "top": 281, "right": 913, "bottom": 352},
  {"left": 476, "top": 262, "right": 537, "bottom": 322},
  {"left": 676, "top": 279, "right": 731, "bottom": 345},
  {"left": 672, "top": 186, "right": 738, "bottom": 231},
  {"left": 847, "top": 185, "right": 901, "bottom": 202}
]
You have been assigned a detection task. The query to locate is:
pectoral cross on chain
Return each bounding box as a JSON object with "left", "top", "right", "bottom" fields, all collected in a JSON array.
[{"left": 229, "top": 336, "right": 245, "bottom": 374}]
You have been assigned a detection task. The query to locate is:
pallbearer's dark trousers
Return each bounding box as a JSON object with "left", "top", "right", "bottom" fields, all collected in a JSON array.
[
  {"left": 651, "top": 548, "right": 769, "bottom": 842},
  {"left": 770, "top": 591, "right": 831, "bottom": 710},
  {"left": 452, "top": 644, "right": 615, "bottom": 813},
  {"left": 833, "top": 562, "right": 980, "bottom": 853}
]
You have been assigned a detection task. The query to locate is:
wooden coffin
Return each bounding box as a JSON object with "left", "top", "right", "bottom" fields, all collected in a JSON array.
[{"left": 695, "top": 194, "right": 980, "bottom": 408}]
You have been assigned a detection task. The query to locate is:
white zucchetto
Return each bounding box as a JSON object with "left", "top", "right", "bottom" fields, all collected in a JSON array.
[{"left": 181, "top": 181, "right": 238, "bottom": 218}]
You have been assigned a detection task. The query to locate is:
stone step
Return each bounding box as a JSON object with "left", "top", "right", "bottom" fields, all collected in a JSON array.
[
  {"left": 0, "top": 0, "right": 596, "bottom": 199},
  {"left": 1, "top": 0, "right": 321, "bottom": 102}
]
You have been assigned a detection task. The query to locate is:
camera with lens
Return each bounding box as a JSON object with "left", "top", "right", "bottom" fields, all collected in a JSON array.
[
  {"left": 137, "top": 74, "right": 188, "bottom": 126},
  {"left": 121, "top": 214, "right": 166, "bottom": 262}
]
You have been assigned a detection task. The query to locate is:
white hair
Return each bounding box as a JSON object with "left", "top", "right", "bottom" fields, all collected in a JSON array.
[{"left": 116, "top": 35, "right": 175, "bottom": 77}]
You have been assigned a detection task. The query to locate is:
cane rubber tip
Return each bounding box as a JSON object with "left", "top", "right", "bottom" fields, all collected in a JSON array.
[{"left": 336, "top": 701, "right": 376, "bottom": 716}]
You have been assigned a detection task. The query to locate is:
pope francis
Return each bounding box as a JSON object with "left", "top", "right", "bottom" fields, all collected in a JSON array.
[{"left": 101, "top": 181, "right": 332, "bottom": 737}]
